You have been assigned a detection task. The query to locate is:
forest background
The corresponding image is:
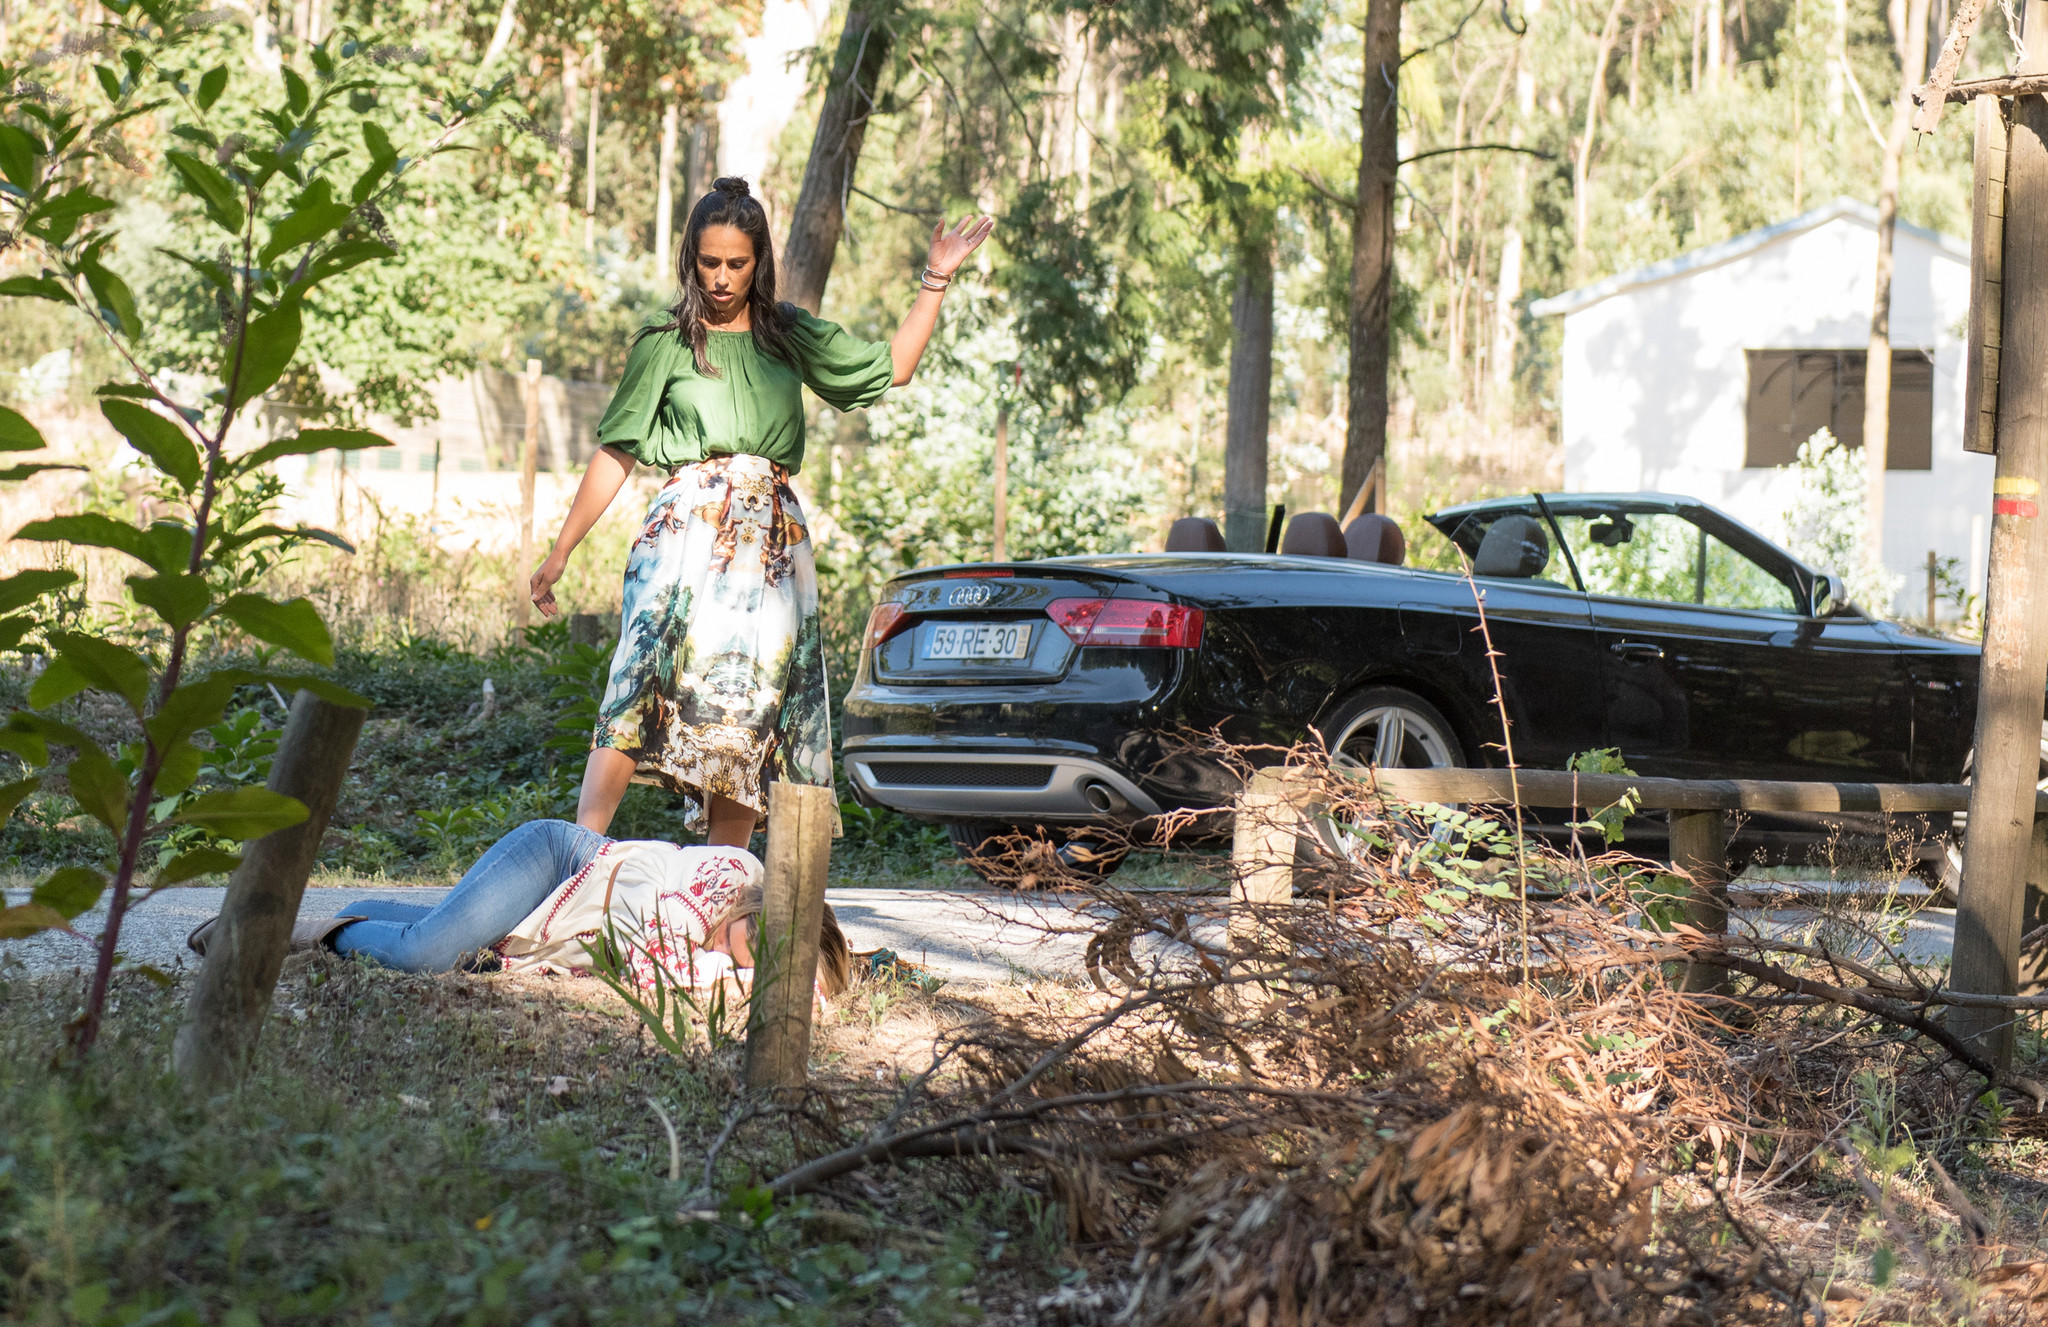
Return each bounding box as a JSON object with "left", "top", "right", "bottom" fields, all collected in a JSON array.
[{"left": 0, "top": 0, "right": 1997, "bottom": 867}]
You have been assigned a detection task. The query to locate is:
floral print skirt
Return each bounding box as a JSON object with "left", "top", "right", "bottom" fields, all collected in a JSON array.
[{"left": 592, "top": 453, "right": 832, "bottom": 830}]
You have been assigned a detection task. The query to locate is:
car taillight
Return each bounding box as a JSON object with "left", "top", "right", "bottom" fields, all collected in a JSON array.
[
  {"left": 864, "top": 602, "right": 912, "bottom": 650},
  {"left": 1046, "top": 598, "right": 1204, "bottom": 648}
]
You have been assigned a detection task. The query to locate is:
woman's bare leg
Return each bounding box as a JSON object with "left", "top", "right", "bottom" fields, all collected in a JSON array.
[
  {"left": 577, "top": 747, "right": 637, "bottom": 833},
  {"left": 706, "top": 793, "right": 758, "bottom": 847}
]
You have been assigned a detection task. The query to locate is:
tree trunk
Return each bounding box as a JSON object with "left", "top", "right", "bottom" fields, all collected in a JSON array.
[
  {"left": 1224, "top": 220, "right": 1275, "bottom": 553},
  {"left": 174, "top": 693, "right": 367, "bottom": 1094},
  {"left": 684, "top": 118, "right": 716, "bottom": 203},
  {"left": 781, "top": 4, "right": 895, "bottom": 314},
  {"left": 479, "top": 0, "right": 517, "bottom": 71},
  {"left": 557, "top": 47, "right": 578, "bottom": 236},
  {"left": 1952, "top": 5, "right": 2048, "bottom": 1064},
  {"left": 1830, "top": 0, "right": 1849, "bottom": 112},
  {"left": 1574, "top": 0, "right": 1629, "bottom": 257},
  {"left": 1492, "top": 67, "right": 1534, "bottom": 404},
  {"left": 1342, "top": 0, "right": 1402, "bottom": 516},
  {"left": 517, "top": 357, "right": 541, "bottom": 633},
  {"left": 657, "top": 99, "right": 679, "bottom": 265},
  {"left": 1704, "top": 0, "right": 1724, "bottom": 83},
  {"left": 584, "top": 39, "right": 604, "bottom": 253},
  {"left": 1862, "top": 0, "right": 1932, "bottom": 588}
]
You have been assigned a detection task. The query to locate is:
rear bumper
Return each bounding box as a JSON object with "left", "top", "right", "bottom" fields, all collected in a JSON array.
[{"left": 843, "top": 747, "right": 1164, "bottom": 824}]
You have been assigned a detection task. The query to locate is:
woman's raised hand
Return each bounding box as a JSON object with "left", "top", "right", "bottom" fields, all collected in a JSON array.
[{"left": 925, "top": 214, "right": 996, "bottom": 279}]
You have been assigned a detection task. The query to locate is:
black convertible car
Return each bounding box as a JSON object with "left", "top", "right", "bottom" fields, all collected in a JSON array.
[{"left": 840, "top": 494, "right": 1980, "bottom": 865}]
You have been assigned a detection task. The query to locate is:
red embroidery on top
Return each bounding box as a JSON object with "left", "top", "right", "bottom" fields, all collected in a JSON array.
[{"left": 534, "top": 843, "right": 613, "bottom": 943}]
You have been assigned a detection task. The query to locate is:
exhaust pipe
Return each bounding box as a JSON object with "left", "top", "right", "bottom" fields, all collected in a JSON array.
[{"left": 1081, "top": 779, "right": 1127, "bottom": 815}]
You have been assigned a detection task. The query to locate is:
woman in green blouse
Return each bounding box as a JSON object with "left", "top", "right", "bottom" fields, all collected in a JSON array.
[{"left": 529, "top": 177, "right": 993, "bottom": 846}]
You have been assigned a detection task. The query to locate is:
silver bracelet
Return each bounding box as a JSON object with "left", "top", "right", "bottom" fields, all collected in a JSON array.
[{"left": 920, "top": 265, "right": 952, "bottom": 291}]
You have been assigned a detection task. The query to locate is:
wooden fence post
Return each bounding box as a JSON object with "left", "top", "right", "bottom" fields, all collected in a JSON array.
[
  {"left": 743, "top": 781, "right": 835, "bottom": 1092},
  {"left": 515, "top": 357, "right": 542, "bottom": 634},
  {"left": 1670, "top": 810, "right": 1732, "bottom": 994},
  {"left": 1955, "top": 39, "right": 2048, "bottom": 1067},
  {"left": 1230, "top": 768, "right": 1308, "bottom": 953},
  {"left": 569, "top": 612, "right": 603, "bottom": 648},
  {"left": 173, "top": 692, "right": 366, "bottom": 1093}
]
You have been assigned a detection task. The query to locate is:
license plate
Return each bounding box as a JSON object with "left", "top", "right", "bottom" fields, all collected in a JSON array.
[{"left": 923, "top": 621, "right": 1032, "bottom": 661}]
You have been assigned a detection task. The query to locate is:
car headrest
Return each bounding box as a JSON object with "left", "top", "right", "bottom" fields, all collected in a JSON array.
[
  {"left": 1164, "top": 516, "right": 1227, "bottom": 553},
  {"left": 1472, "top": 514, "right": 1550, "bottom": 578},
  {"left": 1344, "top": 513, "right": 1406, "bottom": 565},
  {"left": 1279, "top": 511, "right": 1347, "bottom": 559}
]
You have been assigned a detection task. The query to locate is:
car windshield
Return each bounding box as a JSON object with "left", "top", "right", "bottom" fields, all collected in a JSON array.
[
  {"left": 1422, "top": 500, "right": 1802, "bottom": 612},
  {"left": 1547, "top": 506, "right": 1799, "bottom": 612}
]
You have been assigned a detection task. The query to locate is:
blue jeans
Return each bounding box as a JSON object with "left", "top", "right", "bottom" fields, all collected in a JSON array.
[{"left": 333, "top": 820, "right": 608, "bottom": 972}]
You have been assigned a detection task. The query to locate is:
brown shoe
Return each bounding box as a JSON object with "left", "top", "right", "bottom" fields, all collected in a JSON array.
[
  {"left": 292, "top": 915, "right": 366, "bottom": 954},
  {"left": 186, "top": 916, "right": 219, "bottom": 957}
]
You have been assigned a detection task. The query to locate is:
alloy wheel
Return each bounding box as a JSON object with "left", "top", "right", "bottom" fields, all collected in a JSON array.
[{"left": 1331, "top": 702, "right": 1460, "bottom": 770}]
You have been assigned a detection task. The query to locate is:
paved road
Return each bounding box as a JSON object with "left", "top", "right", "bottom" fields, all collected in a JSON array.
[
  {"left": 6, "top": 884, "right": 1959, "bottom": 985},
  {"left": 6, "top": 885, "right": 1099, "bottom": 984}
]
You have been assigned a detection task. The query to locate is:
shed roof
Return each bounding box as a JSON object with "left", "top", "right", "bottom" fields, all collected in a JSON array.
[{"left": 1528, "top": 196, "right": 1967, "bottom": 319}]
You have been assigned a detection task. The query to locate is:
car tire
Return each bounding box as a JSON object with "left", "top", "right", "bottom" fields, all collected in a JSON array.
[
  {"left": 945, "top": 821, "right": 1128, "bottom": 883},
  {"left": 1316, "top": 686, "right": 1468, "bottom": 770}
]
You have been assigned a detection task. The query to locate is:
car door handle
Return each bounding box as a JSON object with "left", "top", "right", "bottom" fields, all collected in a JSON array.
[{"left": 1609, "top": 641, "right": 1665, "bottom": 661}]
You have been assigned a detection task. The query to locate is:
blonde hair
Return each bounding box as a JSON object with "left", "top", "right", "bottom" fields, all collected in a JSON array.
[{"left": 709, "top": 884, "right": 853, "bottom": 997}]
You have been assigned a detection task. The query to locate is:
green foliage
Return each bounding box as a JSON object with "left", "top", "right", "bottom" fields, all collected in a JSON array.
[
  {"left": 0, "top": 3, "right": 503, "bottom": 1054},
  {"left": 586, "top": 913, "right": 747, "bottom": 1056},
  {"left": 1783, "top": 429, "right": 1906, "bottom": 612},
  {"left": 1565, "top": 747, "right": 1638, "bottom": 846},
  {"left": 0, "top": 971, "right": 992, "bottom": 1324}
]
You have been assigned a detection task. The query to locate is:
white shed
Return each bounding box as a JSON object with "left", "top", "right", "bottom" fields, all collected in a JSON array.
[{"left": 1530, "top": 197, "right": 1988, "bottom": 618}]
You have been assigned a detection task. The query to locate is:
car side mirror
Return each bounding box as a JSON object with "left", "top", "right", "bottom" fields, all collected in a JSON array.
[{"left": 1809, "top": 573, "right": 1846, "bottom": 618}]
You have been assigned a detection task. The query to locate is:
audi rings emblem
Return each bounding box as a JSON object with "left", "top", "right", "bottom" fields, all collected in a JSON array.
[{"left": 947, "top": 584, "right": 993, "bottom": 606}]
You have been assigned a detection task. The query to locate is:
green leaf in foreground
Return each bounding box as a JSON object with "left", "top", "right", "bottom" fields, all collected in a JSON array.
[
  {"left": 0, "top": 123, "right": 37, "bottom": 191},
  {"left": 0, "top": 903, "right": 67, "bottom": 940},
  {"left": 102, "top": 399, "right": 201, "bottom": 490},
  {"left": 163, "top": 149, "right": 245, "bottom": 232},
  {"left": 196, "top": 64, "right": 228, "bottom": 111},
  {"left": 65, "top": 746, "right": 131, "bottom": 832},
  {"left": 228, "top": 302, "right": 302, "bottom": 409},
  {"left": 33, "top": 867, "right": 108, "bottom": 920},
  {"left": 169, "top": 787, "right": 308, "bottom": 841},
  {"left": 0, "top": 404, "right": 44, "bottom": 451},
  {"left": 15, "top": 512, "right": 152, "bottom": 563},
  {"left": 233, "top": 427, "right": 391, "bottom": 474},
  {"left": 0, "top": 569, "right": 75, "bottom": 614},
  {"left": 156, "top": 847, "right": 242, "bottom": 885},
  {"left": 0, "top": 275, "right": 75, "bottom": 304},
  {"left": 45, "top": 632, "right": 151, "bottom": 712},
  {"left": 126, "top": 572, "right": 210, "bottom": 629},
  {"left": 145, "top": 675, "right": 237, "bottom": 751},
  {"left": 216, "top": 593, "right": 334, "bottom": 666},
  {"left": 0, "top": 774, "right": 41, "bottom": 823}
]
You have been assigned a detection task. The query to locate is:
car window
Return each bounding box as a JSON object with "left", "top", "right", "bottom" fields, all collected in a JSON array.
[{"left": 1551, "top": 511, "right": 1799, "bottom": 612}]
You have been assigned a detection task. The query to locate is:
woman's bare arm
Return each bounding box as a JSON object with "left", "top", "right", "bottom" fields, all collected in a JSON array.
[
  {"left": 889, "top": 214, "right": 996, "bottom": 385},
  {"left": 530, "top": 443, "right": 636, "bottom": 618}
]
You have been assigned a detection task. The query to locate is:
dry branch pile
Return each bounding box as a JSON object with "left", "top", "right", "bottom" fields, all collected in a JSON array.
[{"left": 769, "top": 750, "right": 2048, "bottom": 1324}]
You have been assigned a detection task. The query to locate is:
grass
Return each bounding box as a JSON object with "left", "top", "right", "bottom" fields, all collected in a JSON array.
[{"left": 0, "top": 953, "right": 1018, "bottom": 1326}]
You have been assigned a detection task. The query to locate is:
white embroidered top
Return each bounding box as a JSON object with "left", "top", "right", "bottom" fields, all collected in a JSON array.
[{"left": 496, "top": 840, "right": 760, "bottom": 989}]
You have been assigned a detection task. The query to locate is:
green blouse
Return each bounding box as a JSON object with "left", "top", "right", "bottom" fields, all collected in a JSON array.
[{"left": 594, "top": 307, "right": 894, "bottom": 474}]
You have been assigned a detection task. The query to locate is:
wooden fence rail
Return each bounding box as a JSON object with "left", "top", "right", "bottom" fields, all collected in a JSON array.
[{"left": 1229, "top": 765, "right": 2048, "bottom": 997}]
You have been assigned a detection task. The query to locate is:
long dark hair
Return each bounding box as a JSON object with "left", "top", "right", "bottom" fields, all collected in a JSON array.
[{"left": 642, "top": 177, "right": 797, "bottom": 377}]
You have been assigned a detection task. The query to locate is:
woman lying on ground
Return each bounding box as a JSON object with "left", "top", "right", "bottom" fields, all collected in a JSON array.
[{"left": 187, "top": 819, "right": 853, "bottom": 997}]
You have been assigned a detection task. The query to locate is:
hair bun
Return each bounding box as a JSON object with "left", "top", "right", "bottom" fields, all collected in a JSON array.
[{"left": 712, "top": 176, "right": 751, "bottom": 199}]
